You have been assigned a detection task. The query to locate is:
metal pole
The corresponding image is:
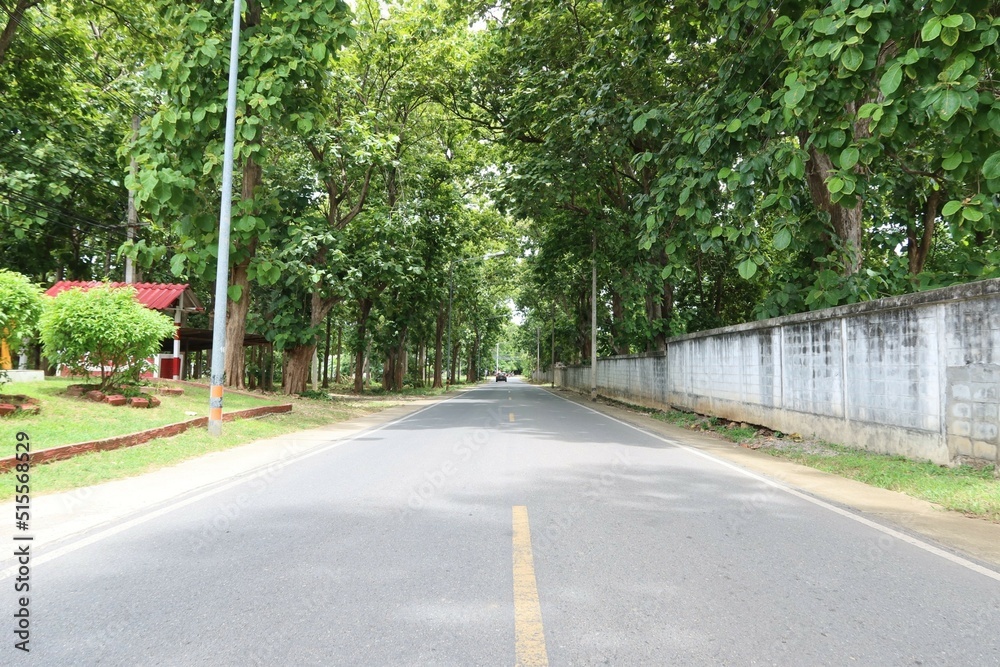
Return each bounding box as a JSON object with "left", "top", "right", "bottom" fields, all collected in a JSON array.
[
  {"left": 446, "top": 262, "right": 454, "bottom": 387},
  {"left": 496, "top": 341, "right": 500, "bottom": 373},
  {"left": 551, "top": 303, "right": 555, "bottom": 388},
  {"left": 125, "top": 115, "right": 139, "bottom": 284},
  {"left": 208, "top": 0, "right": 242, "bottom": 436},
  {"left": 536, "top": 326, "right": 540, "bottom": 379},
  {"left": 591, "top": 231, "right": 597, "bottom": 401}
]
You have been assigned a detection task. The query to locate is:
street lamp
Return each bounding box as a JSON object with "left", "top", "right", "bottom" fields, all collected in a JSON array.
[
  {"left": 207, "top": 0, "right": 242, "bottom": 436},
  {"left": 446, "top": 251, "right": 505, "bottom": 386}
]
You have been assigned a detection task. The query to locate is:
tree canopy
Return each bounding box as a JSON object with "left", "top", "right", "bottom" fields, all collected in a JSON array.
[{"left": 3, "top": 0, "right": 1000, "bottom": 387}]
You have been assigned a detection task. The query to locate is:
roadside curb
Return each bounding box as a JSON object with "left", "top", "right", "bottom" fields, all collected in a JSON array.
[
  {"left": 0, "top": 404, "right": 292, "bottom": 473},
  {"left": 544, "top": 386, "right": 1000, "bottom": 568}
]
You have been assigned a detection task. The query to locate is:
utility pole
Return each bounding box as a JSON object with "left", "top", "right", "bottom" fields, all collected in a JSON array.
[
  {"left": 496, "top": 341, "right": 500, "bottom": 373},
  {"left": 550, "top": 303, "right": 555, "bottom": 388},
  {"left": 125, "top": 115, "right": 139, "bottom": 284},
  {"left": 322, "top": 313, "right": 331, "bottom": 388},
  {"left": 208, "top": 0, "right": 242, "bottom": 436},
  {"left": 446, "top": 261, "right": 454, "bottom": 386},
  {"left": 591, "top": 230, "right": 597, "bottom": 401},
  {"left": 536, "top": 326, "right": 540, "bottom": 380}
]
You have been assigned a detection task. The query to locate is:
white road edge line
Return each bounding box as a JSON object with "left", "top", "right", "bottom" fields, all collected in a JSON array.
[
  {"left": 538, "top": 384, "right": 1000, "bottom": 584},
  {"left": 0, "top": 389, "right": 472, "bottom": 580}
]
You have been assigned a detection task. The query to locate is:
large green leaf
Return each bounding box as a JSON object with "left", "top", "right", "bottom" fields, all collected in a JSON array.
[
  {"left": 983, "top": 152, "right": 1000, "bottom": 180},
  {"left": 841, "top": 47, "right": 863, "bottom": 72},
  {"left": 941, "top": 200, "right": 962, "bottom": 217},
  {"left": 879, "top": 65, "right": 902, "bottom": 96},
  {"left": 921, "top": 17, "right": 942, "bottom": 41},
  {"left": 937, "top": 89, "right": 962, "bottom": 120},
  {"left": 840, "top": 147, "right": 859, "bottom": 170},
  {"left": 772, "top": 228, "right": 792, "bottom": 251}
]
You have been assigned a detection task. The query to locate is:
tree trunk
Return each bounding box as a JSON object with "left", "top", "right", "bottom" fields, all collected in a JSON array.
[
  {"left": 418, "top": 342, "right": 426, "bottom": 385},
  {"left": 353, "top": 299, "right": 373, "bottom": 394},
  {"left": 662, "top": 282, "right": 674, "bottom": 339},
  {"left": 283, "top": 344, "right": 314, "bottom": 394},
  {"left": 283, "top": 292, "right": 340, "bottom": 394},
  {"left": 449, "top": 341, "right": 460, "bottom": 385},
  {"left": 334, "top": 324, "right": 342, "bottom": 383},
  {"left": 468, "top": 331, "right": 480, "bottom": 383},
  {"left": 804, "top": 143, "right": 863, "bottom": 275},
  {"left": 223, "top": 258, "right": 252, "bottom": 388},
  {"left": 394, "top": 329, "right": 407, "bottom": 390},
  {"left": 611, "top": 288, "right": 627, "bottom": 355},
  {"left": 382, "top": 349, "right": 394, "bottom": 391},
  {"left": 0, "top": 0, "right": 40, "bottom": 69},
  {"left": 907, "top": 190, "right": 939, "bottom": 278},
  {"left": 223, "top": 154, "right": 262, "bottom": 387},
  {"left": 432, "top": 305, "right": 445, "bottom": 389}
]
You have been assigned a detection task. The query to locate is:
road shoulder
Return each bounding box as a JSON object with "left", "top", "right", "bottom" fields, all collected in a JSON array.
[{"left": 544, "top": 386, "right": 1000, "bottom": 569}]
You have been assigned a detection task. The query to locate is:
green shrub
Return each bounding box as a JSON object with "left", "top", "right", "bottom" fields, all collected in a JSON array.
[
  {"left": 39, "top": 285, "right": 175, "bottom": 391},
  {"left": 0, "top": 270, "right": 44, "bottom": 356}
]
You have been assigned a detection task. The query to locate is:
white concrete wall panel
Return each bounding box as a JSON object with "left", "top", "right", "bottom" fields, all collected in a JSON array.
[
  {"left": 844, "top": 308, "right": 939, "bottom": 431},
  {"left": 553, "top": 280, "right": 1000, "bottom": 464},
  {"left": 781, "top": 321, "right": 844, "bottom": 418}
]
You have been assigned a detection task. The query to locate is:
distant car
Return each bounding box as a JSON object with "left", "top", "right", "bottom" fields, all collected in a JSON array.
[{"left": 496, "top": 372, "right": 506, "bottom": 382}]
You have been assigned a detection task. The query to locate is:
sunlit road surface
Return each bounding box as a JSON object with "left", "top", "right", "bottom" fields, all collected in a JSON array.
[{"left": 7, "top": 378, "right": 1000, "bottom": 665}]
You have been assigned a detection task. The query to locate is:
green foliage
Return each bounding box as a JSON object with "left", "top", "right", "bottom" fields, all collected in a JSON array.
[
  {"left": 39, "top": 286, "right": 175, "bottom": 390},
  {"left": 0, "top": 1, "right": 156, "bottom": 281},
  {"left": 0, "top": 270, "right": 44, "bottom": 345}
]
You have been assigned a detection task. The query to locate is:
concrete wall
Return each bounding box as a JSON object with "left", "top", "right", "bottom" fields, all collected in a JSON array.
[
  {"left": 555, "top": 279, "right": 1000, "bottom": 466},
  {"left": 531, "top": 369, "right": 553, "bottom": 384}
]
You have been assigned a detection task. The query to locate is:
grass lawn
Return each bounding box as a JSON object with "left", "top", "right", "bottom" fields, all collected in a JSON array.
[
  {"left": 759, "top": 442, "right": 1000, "bottom": 523},
  {"left": 0, "top": 378, "right": 283, "bottom": 456},
  {"left": 649, "top": 407, "right": 1000, "bottom": 523},
  {"left": 0, "top": 379, "right": 458, "bottom": 500}
]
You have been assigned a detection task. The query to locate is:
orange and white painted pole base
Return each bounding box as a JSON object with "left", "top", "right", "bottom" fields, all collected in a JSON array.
[{"left": 208, "top": 383, "right": 224, "bottom": 436}]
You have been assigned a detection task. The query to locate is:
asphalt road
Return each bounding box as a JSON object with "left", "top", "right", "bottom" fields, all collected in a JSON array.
[{"left": 7, "top": 379, "right": 1000, "bottom": 665}]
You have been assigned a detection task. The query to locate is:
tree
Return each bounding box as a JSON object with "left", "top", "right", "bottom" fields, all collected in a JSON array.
[
  {"left": 0, "top": 269, "right": 43, "bottom": 365},
  {"left": 1, "top": 1, "right": 159, "bottom": 283},
  {"left": 39, "top": 285, "right": 174, "bottom": 390},
  {"left": 133, "top": 0, "right": 354, "bottom": 388}
]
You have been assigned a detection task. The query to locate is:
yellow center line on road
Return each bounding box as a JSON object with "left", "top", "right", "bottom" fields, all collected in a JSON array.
[{"left": 512, "top": 506, "right": 549, "bottom": 667}]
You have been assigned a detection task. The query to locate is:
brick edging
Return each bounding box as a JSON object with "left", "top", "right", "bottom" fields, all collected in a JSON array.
[{"left": 0, "top": 404, "right": 292, "bottom": 473}]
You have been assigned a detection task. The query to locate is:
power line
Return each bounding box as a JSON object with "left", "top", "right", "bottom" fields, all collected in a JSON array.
[
  {"left": 706, "top": 0, "right": 784, "bottom": 104},
  {"left": 0, "top": 217, "right": 124, "bottom": 247},
  {"left": 0, "top": 145, "right": 131, "bottom": 207},
  {"left": 687, "top": 0, "right": 798, "bottom": 161},
  {"left": 0, "top": 3, "right": 147, "bottom": 118},
  {"left": 0, "top": 150, "right": 135, "bottom": 215},
  {"left": 1, "top": 190, "right": 131, "bottom": 239}
]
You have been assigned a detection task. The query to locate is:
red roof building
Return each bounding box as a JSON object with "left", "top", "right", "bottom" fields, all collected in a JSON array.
[
  {"left": 42, "top": 281, "right": 272, "bottom": 388},
  {"left": 44, "top": 281, "right": 204, "bottom": 313},
  {"left": 45, "top": 281, "right": 205, "bottom": 381}
]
